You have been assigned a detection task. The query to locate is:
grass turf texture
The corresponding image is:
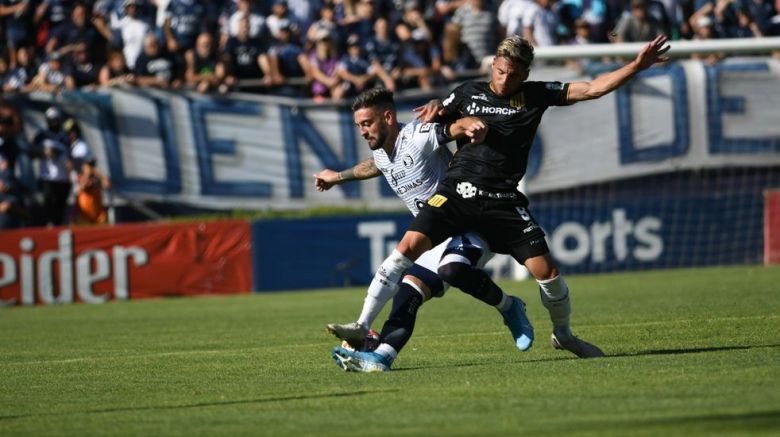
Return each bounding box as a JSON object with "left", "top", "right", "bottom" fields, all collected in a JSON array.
[{"left": 1, "top": 265, "right": 779, "bottom": 436}]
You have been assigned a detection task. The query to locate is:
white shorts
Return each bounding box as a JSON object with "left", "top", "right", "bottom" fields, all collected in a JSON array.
[{"left": 405, "top": 232, "right": 494, "bottom": 297}]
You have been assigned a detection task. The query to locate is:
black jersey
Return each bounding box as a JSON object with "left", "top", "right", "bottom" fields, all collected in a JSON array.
[{"left": 441, "top": 81, "right": 569, "bottom": 192}]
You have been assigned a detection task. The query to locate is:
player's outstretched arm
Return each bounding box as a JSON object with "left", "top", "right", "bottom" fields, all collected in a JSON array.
[
  {"left": 313, "top": 157, "right": 380, "bottom": 192},
  {"left": 566, "top": 35, "right": 671, "bottom": 104},
  {"left": 448, "top": 117, "right": 488, "bottom": 144}
]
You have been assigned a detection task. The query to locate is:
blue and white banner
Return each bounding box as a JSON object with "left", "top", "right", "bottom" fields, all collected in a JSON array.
[{"left": 12, "top": 58, "right": 780, "bottom": 210}]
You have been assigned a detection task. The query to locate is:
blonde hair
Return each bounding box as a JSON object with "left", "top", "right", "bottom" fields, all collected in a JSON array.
[{"left": 495, "top": 36, "right": 535, "bottom": 68}]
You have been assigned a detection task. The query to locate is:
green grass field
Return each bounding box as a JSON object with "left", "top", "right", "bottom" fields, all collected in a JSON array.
[{"left": 1, "top": 265, "right": 779, "bottom": 436}]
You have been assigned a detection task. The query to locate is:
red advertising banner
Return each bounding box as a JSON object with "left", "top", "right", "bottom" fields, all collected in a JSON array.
[
  {"left": 766, "top": 190, "right": 780, "bottom": 265},
  {"left": 0, "top": 220, "right": 253, "bottom": 306}
]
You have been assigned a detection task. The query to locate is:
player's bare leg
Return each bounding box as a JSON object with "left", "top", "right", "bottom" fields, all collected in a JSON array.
[{"left": 524, "top": 253, "right": 605, "bottom": 358}]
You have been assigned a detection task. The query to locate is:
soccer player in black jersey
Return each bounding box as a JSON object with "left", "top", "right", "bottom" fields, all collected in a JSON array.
[{"left": 329, "top": 34, "right": 671, "bottom": 367}]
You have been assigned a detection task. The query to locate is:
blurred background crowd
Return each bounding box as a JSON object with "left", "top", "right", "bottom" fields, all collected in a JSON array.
[
  {"left": 0, "top": 0, "right": 778, "bottom": 230},
  {"left": 0, "top": 0, "right": 777, "bottom": 99}
]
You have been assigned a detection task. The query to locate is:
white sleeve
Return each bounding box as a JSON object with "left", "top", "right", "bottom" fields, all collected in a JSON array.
[{"left": 411, "top": 121, "right": 443, "bottom": 156}]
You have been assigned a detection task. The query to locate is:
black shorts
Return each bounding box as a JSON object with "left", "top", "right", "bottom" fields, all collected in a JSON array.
[{"left": 409, "top": 184, "right": 548, "bottom": 256}]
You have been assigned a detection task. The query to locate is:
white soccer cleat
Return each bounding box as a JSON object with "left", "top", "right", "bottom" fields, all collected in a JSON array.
[
  {"left": 326, "top": 322, "right": 369, "bottom": 350},
  {"left": 551, "top": 333, "right": 605, "bottom": 358}
]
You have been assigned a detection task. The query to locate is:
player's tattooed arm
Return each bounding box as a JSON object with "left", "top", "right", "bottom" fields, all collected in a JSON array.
[{"left": 314, "top": 158, "right": 380, "bottom": 192}]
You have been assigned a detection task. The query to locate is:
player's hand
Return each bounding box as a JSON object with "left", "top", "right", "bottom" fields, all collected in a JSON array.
[
  {"left": 464, "top": 119, "right": 487, "bottom": 144},
  {"left": 413, "top": 99, "right": 446, "bottom": 123},
  {"left": 634, "top": 35, "right": 671, "bottom": 71},
  {"left": 314, "top": 169, "right": 340, "bottom": 191}
]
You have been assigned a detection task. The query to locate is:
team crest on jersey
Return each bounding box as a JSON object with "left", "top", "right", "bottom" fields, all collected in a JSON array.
[
  {"left": 509, "top": 93, "right": 526, "bottom": 109},
  {"left": 427, "top": 194, "right": 448, "bottom": 207},
  {"left": 402, "top": 154, "right": 414, "bottom": 168},
  {"left": 418, "top": 123, "right": 432, "bottom": 133}
]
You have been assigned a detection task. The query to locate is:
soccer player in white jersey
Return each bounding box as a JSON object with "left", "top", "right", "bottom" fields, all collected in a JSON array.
[{"left": 314, "top": 88, "right": 533, "bottom": 372}]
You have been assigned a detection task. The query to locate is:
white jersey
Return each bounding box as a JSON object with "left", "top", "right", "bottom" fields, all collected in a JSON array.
[{"left": 373, "top": 120, "right": 451, "bottom": 216}]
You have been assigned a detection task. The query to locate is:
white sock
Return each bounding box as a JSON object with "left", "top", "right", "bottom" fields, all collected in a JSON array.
[
  {"left": 495, "top": 292, "right": 512, "bottom": 313},
  {"left": 538, "top": 275, "right": 572, "bottom": 339},
  {"left": 374, "top": 343, "right": 398, "bottom": 362},
  {"left": 357, "top": 250, "right": 414, "bottom": 329}
]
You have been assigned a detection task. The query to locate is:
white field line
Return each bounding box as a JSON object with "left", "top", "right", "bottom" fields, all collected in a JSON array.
[{"left": 1, "top": 313, "right": 778, "bottom": 366}]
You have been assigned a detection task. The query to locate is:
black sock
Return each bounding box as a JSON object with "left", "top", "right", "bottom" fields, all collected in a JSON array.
[
  {"left": 379, "top": 282, "right": 424, "bottom": 353},
  {"left": 438, "top": 262, "right": 503, "bottom": 306}
]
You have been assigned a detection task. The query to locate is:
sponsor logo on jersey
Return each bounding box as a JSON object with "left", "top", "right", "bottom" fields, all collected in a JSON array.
[
  {"left": 396, "top": 178, "right": 423, "bottom": 195},
  {"left": 471, "top": 93, "right": 488, "bottom": 101},
  {"left": 427, "top": 194, "right": 448, "bottom": 207},
  {"left": 390, "top": 168, "right": 405, "bottom": 186},
  {"left": 442, "top": 93, "right": 455, "bottom": 107},
  {"left": 418, "top": 123, "right": 432, "bottom": 133},
  {"left": 466, "top": 102, "right": 526, "bottom": 115},
  {"left": 402, "top": 154, "right": 414, "bottom": 168}
]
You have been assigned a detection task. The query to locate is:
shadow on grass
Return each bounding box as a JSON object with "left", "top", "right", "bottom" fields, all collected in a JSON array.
[
  {"left": 394, "top": 343, "right": 780, "bottom": 371},
  {"left": 0, "top": 389, "right": 399, "bottom": 421}
]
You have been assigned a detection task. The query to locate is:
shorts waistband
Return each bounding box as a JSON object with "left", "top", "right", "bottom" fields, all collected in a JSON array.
[{"left": 454, "top": 181, "right": 518, "bottom": 200}]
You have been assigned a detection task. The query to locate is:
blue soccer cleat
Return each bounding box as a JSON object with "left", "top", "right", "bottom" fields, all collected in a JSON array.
[
  {"left": 330, "top": 346, "right": 392, "bottom": 373},
  {"left": 501, "top": 296, "right": 534, "bottom": 351}
]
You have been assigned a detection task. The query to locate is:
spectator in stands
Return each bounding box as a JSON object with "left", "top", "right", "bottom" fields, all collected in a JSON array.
[
  {"left": 92, "top": 0, "right": 155, "bottom": 48},
  {"left": 689, "top": 8, "right": 725, "bottom": 62},
  {"left": 135, "top": 33, "right": 179, "bottom": 88},
  {"left": 99, "top": 49, "right": 135, "bottom": 87},
  {"left": 69, "top": 43, "right": 101, "bottom": 89},
  {"left": 770, "top": 0, "right": 780, "bottom": 36},
  {"left": 0, "top": 98, "right": 23, "bottom": 182},
  {"left": 305, "top": 29, "right": 344, "bottom": 101},
  {"left": 498, "top": 0, "right": 535, "bottom": 38},
  {"left": 267, "top": 0, "right": 302, "bottom": 41},
  {"left": 266, "top": 21, "right": 308, "bottom": 94},
  {"left": 743, "top": 0, "right": 775, "bottom": 36},
  {"left": 34, "top": 0, "right": 74, "bottom": 37},
  {"left": 0, "top": 174, "right": 24, "bottom": 229},
  {"left": 32, "top": 106, "right": 72, "bottom": 226},
  {"left": 223, "top": 16, "right": 273, "bottom": 90},
  {"left": 163, "top": 0, "right": 208, "bottom": 54},
  {"left": 3, "top": 47, "right": 36, "bottom": 92},
  {"left": 399, "top": 0, "right": 433, "bottom": 41},
  {"left": 0, "top": 0, "right": 34, "bottom": 66},
  {"left": 29, "top": 52, "right": 74, "bottom": 93},
  {"left": 715, "top": 0, "right": 763, "bottom": 37},
  {"left": 566, "top": 18, "right": 599, "bottom": 72},
  {"left": 336, "top": 34, "right": 377, "bottom": 98},
  {"left": 365, "top": 16, "right": 399, "bottom": 90},
  {"left": 64, "top": 118, "right": 111, "bottom": 224},
  {"left": 119, "top": 0, "right": 151, "bottom": 69},
  {"left": 306, "top": 3, "right": 342, "bottom": 47},
  {"left": 397, "top": 22, "right": 443, "bottom": 90},
  {"left": 45, "top": 3, "right": 102, "bottom": 58},
  {"left": 223, "top": 0, "right": 267, "bottom": 43},
  {"left": 613, "top": 0, "right": 667, "bottom": 42},
  {"left": 287, "top": 0, "right": 321, "bottom": 35},
  {"left": 342, "top": 0, "right": 376, "bottom": 42},
  {"left": 185, "top": 32, "right": 228, "bottom": 93},
  {"left": 522, "top": 0, "right": 560, "bottom": 47},
  {"left": 559, "top": 0, "right": 611, "bottom": 42},
  {"left": 448, "top": 0, "right": 499, "bottom": 69}
]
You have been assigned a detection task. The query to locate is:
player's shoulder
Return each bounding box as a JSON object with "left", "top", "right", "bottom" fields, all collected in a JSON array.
[{"left": 523, "top": 81, "right": 567, "bottom": 92}]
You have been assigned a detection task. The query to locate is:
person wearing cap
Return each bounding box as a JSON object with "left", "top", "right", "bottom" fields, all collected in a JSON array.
[
  {"left": 336, "top": 34, "right": 378, "bottom": 98},
  {"left": 613, "top": 0, "right": 667, "bottom": 42},
  {"left": 266, "top": 20, "right": 308, "bottom": 94},
  {"left": 31, "top": 106, "right": 72, "bottom": 226}
]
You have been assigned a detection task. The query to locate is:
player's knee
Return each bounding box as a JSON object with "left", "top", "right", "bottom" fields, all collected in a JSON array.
[{"left": 437, "top": 261, "right": 470, "bottom": 287}]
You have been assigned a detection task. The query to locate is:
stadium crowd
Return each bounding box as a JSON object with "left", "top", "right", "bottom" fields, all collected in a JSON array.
[
  {"left": 0, "top": 0, "right": 778, "bottom": 229},
  {"left": 0, "top": 0, "right": 777, "bottom": 99}
]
